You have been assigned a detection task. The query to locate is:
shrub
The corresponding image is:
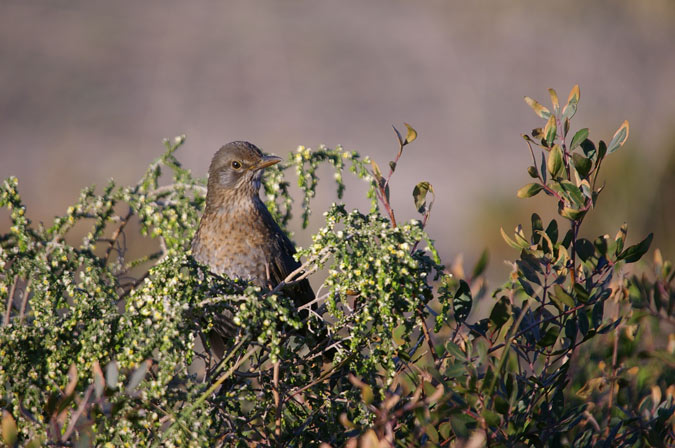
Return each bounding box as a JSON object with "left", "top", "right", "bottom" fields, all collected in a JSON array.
[{"left": 1, "top": 86, "right": 673, "bottom": 447}]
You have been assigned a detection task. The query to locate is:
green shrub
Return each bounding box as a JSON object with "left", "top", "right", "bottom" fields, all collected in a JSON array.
[{"left": 1, "top": 86, "right": 673, "bottom": 447}]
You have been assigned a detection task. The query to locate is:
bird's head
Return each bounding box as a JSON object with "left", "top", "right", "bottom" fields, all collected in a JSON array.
[{"left": 206, "top": 141, "right": 282, "bottom": 199}]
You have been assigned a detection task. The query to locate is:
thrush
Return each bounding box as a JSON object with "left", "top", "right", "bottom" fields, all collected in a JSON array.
[{"left": 191, "top": 141, "right": 314, "bottom": 354}]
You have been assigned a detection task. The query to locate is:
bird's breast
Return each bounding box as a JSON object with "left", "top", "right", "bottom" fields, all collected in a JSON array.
[{"left": 191, "top": 200, "right": 278, "bottom": 287}]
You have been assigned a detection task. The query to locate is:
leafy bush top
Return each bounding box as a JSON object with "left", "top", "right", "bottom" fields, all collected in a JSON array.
[{"left": 1, "top": 87, "right": 674, "bottom": 447}]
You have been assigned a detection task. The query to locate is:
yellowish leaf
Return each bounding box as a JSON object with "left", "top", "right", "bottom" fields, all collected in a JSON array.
[
  {"left": 548, "top": 88, "right": 559, "bottom": 111},
  {"left": 524, "top": 96, "right": 551, "bottom": 119},
  {"left": 404, "top": 123, "right": 418, "bottom": 144},
  {"left": 567, "top": 84, "right": 580, "bottom": 105},
  {"left": 544, "top": 115, "right": 557, "bottom": 145}
]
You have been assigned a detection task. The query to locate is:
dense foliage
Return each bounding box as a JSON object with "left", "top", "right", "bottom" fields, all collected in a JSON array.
[{"left": 1, "top": 87, "right": 673, "bottom": 447}]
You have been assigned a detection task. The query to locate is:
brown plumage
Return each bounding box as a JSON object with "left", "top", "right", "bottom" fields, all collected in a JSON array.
[{"left": 192, "top": 141, "right": 314, "bottom": 352}]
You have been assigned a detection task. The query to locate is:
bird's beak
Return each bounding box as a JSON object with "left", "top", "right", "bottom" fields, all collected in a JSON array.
[{"left": 251, "top": 155, "right": 282, "bottom": 171}]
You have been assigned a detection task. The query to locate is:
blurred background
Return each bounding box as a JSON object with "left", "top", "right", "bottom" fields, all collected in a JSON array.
[{"left": 2, "top": 0, "right": 674, "bottom": 282}]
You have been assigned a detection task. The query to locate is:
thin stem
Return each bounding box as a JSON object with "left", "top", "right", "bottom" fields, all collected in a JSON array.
[
  {"left": 3, "top": 274, "right": 19, "bottom": 326},
  {"left": 18, "top": 278, "right": 31, "bottom": 324},
  {"left": 273, "top": 361, "right": 282, "bottom": 440}
]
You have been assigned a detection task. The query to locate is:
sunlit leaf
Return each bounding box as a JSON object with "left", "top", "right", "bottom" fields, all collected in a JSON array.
[
  {"left": 562, "top": 84, "right": 580, "bottom": 120},
  {"left": 548, "top": 88, "right": 559, "bottom": 112},
  {"left": 517, "top": 183, "right": 543, "bottom": 198},
  {"left": 569, "top": 128, "right": 589, "bottom": 150},
  {"left": 524, "top": 96, "right": 551, "bottom": 119},
  {"left": 547, "top": 145, "right": 564, "bottom": 178},
  {"left": 607, "top": 120, "right": 629, "bottom": 153},
  {"left": 2, "top": 411, "right": 17, "bottom": 447},
  {"left": 404, "top": 122, "right": 418, "bottom": 145},
  {"left": 544, "top": 115, "right": 557, "bottom": 145},
  {"left": 370, "top": 160, "right": 383, "bottom": 184},
  {"left": 413, "top": 181, "right": 433, "bottom": 213},
  {"left": 560, "top": 207, "right": 586, "bottom": 221}
]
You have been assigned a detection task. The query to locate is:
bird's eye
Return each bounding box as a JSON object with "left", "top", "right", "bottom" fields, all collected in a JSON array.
[{"left": 231, "top": 161, "right": 241, "bottom": 169}]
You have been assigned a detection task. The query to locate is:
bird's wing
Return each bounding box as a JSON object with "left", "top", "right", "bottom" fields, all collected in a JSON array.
[{"left": 261, "top": 212, "right": 315, "bottom": 308}]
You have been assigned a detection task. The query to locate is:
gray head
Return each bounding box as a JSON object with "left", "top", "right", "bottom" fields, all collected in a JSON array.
[{"left": 207, "top": 141, "right": 281, "bottom": 196}]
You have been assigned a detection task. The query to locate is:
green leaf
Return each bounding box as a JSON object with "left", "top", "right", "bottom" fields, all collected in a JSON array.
[
  {"left": 404, "top": 123, "right": 418, "bottom": 145},
  {"left": 370, "top": 160, "right": 383, "bottom": 185},
  {"left": 560, "top": 207, "right": 586, "bottom": 221},
  {"left": 531, "top": 213, "right": 543, "bottom": 244},
  {"left": 517, "top": 183, "right": 543, "bottom": 198},
  {"left": 524, "top": 96, "right": 551, "bottom": 119},
  {"left": 569, "top": 128, "right": 589, "bottom": 150},
  {"left": 607, "top": 120, "right": 629, "bottom": 153},
  {"left": 544, "top": 115, "right": 557, "bottom": 146},
  {"left": 445, "top": 341, "right": 467, "bottom": 361},
  {"left": 572, "top": 153, "right": 592, "bottom": 178},
  {"left": 617, "top": 233, "right": 653, "bottom": 263},
  {"left": 392, "top": 125, "right": 404, "bottom": 146},
  {"left": 575, "top": 238, "right": 595, "bottom": 262},
  {"left": 527, "top": 165, "right": 539, "bottom": 178},
  {"left": 489, "top": 296, "right": 511, "bottom": 329},
  {"left": 545, "top": 219, "right": 559, "bottom": 243},
  {"left": 558, "top": 180, "right": 585, "bottom": 207},
  {"left": 615, "top": 223, "right": 628, "bottom": 255},
  {"left": 551, "top": 285, "right": 575, "bottom": 308},
  {"left": 482, "top": 409, "right": 501, "bottom": 427},
  {"left": 392, "top": 325, "right": 406, "bottom": 345},
  {"left": 580, "top": 139, "right": 596, "bottom": 160},
  {"left": 472, "top": 249, "right": 489, "bottom": 278},
  {"left": 547, "top": 145, "right": 564, "bottom": 178},
  {"left": 453, "top": 280, "right": 473, "bottom": 324},
  {"left": 413, "top": 181, "right": 433, "bottom": 213},
  {"left": 2, "top": 411, "right": 17, "bottom": 448},
  {"left": 538, "top": 326, "right": 560, "bottom": 347}
]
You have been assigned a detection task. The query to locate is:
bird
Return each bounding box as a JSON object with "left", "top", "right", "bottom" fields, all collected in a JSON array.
[{"left": 191, "top": 141, "right": 315, "bottom": 356}]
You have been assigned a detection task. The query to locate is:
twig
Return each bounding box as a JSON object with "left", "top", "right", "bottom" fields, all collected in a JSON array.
[
  {"left": 273, "top": 361, "right": 282, "bottom": 439},
  {"left": 605, "top": 303, "right": 622, "bottom": 435},
  {"left": 417, "top": 307, "right": 438, "bottom": 363},
  {"left": 61, "top": 385, "right": 93, "bottom": 441},
  {"left": 105, "top": 208, "right": 133, "bottom": 263},
  {"left": 3, "top": 274, "right": 18, "bottom": 326},
  {"left": 18, "top": 278, "right": 31, "bottom": 324}
]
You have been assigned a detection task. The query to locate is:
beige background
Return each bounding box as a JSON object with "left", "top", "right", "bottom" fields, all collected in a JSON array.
[{"left": 2, "top": 0, "right": 674, "bottom": 279}]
